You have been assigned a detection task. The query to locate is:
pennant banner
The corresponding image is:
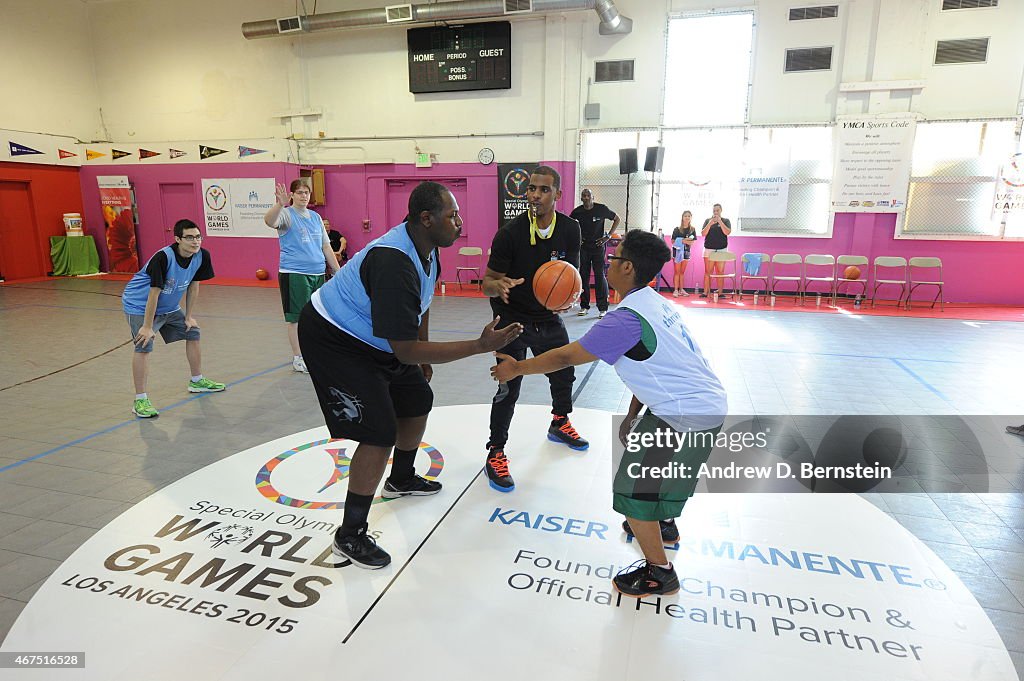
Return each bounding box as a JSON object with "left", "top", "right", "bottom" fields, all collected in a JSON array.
[
  {"left": 111, "top": 149, "right": 131, "bottom": 160},
  {"left": 139, "top": 149, "right": 161, "bottom": 160},
  {"left": 200, "top": 145, "right": 227, "bottom": 159},
  {"left": 238, "top": 146, "right": 268, "bottom": 158},
  {"left": 9, "top": 142, "right": 43, "bottom": 156},
  {"left": 58, "top": 149, "right": 77, "bottom": 159},
  {"left": 86, "top": 150, "right": 106, "bottom": 161},
  {"left": 169, "top": 149, "right": 187, "bottom": 159}
]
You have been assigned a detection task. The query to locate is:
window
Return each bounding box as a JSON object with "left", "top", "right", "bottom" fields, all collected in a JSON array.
[
  {"left": 663, "top": 12, "right": 755, "bottom": 126},
  {"left": 901, "top": 120, "right": 1020, "bottom": 239}
]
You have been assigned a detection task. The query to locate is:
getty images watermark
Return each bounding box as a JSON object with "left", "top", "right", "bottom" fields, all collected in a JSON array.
[{"left": 611, "top": 414, "right": 1019, "bottom": 494}]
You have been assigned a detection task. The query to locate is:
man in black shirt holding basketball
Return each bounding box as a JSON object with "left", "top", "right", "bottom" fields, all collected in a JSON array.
[
  {"left": 570, "top": 188, "right": 620, "bottom": 318},
  {"left": 482, "top": 166, "right": 588, "bottom": 492}
]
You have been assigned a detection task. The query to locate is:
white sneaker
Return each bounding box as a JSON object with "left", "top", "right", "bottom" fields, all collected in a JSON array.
[
  {"left": 680, "top": 289, "right": 690, "bottom": 297},
  {"left": 577, "top": 309, "right": 589, "bottom": 317},
  {"left": 598, "top": 311, "right": 607, "bottom": 319},
  {"left": 293, "top": 357, "right": 309, "bottom": 373}
]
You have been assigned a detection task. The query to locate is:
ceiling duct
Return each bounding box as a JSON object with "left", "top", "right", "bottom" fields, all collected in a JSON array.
[{"left": 242, "top": 0, "right": 631, "bottom": 39}]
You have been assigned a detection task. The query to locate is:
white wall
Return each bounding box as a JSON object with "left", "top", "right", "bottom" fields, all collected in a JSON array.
[
  {"left": 4, "top": 0, "right": 1023, "bottom": 164},
  {"left": 0, "top": 0, "right": 102, "bottom": 141}
]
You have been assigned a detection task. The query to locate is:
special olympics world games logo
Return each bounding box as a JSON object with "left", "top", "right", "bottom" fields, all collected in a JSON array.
[
  {"left": 205, "top": 184, "right": 228, "bottom": 211},
  {"left": 1001, "top": 153, "right": 1024, "bottom": 188},
  {"left": 254, "top": 439, "right": 445, "bottom": 509},
  {"left": 504, "top": 167, "right": 532, "bottom": 199}
]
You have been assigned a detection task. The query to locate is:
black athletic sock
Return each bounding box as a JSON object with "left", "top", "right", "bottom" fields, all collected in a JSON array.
[
  {"left": 387, "top": 447, "right": 418, "bottom": 484},
  {"left": 339, "top": 492, "right": 374, "bottom": 536}
]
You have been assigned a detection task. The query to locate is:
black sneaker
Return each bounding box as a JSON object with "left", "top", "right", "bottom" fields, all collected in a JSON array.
[
  {"left": 484, "top": 447, "right": 515, "bottom": 492},
  {"left": 332, "top": 524, "right": 391, "bottom": 569},
  {"left": 622, "top": 518, "right": 681, "bottom": 545},
  {"left": 612, "top": 560, "right": 680, "bottom": 597},
  {"left": 381, "top": 474, "right": 442, "bottom": 498},
  {"left": 547, "top": 416, "right": 589, "bottom": 450}
]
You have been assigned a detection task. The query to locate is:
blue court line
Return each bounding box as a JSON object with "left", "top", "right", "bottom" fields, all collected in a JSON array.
[
  {"left": 0, "top": 362, "right": 291, "bottom": 475},
  {"left": 1, "top": 303, "right": 287, "bottom": 323},
  {"left": 734, "top": 346, "right": 967, "bottom": 365},
  {"left": 890, "top": 359, "right": 951, "bottom": 402}
]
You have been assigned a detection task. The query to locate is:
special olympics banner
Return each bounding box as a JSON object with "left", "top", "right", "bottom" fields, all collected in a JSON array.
[
  {"left": 831, "top": 115, "right": 916, "bottom": 212},
  {"left": 97, "top": 176, "right": 139, "bottom": 273},
  {"left": 498, "top": 162, "right": 538, "bottom": 229},
  {"left": 202, "top": 178, "right": 277, "bottom": 237}
]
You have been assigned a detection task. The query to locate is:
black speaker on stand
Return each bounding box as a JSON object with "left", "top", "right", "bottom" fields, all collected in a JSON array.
[
  {"left": 645, "top": 145, "right": 671, "bottom": 291},
  {"left": 645, "top": 145, "right": 665, "bottom": 231},
  {"left": 619, "top": 148, "right": 638, "bottom": 231}
]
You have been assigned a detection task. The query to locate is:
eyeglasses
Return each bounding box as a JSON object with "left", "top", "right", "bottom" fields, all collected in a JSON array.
[
  {"left": 180, "top": 235, "right": 204, "bottom": 242},
  {"left": 607, "top": 255, "right": 630, "bottom": 264}
]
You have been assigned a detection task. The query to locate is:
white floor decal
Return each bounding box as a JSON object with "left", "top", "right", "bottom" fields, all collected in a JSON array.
[{"left": 1, "top": 406, "right": 1015, "bottom": 680}]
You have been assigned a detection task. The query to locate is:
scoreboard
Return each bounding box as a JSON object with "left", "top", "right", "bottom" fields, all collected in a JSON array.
[{"left": 407, "top": 21, "right": 511, "bottom": 94}]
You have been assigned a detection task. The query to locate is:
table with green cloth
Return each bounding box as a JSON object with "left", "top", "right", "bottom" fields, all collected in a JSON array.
[{"left": 50, "top": 235, "right": 100, "bottom": 276}]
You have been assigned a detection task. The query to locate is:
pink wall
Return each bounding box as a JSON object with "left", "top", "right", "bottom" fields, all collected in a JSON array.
[
  {"left": 78, "top": 162, "right": 1021, "bottom": 303},
  {"left": 663, "top": 212, "right": 1024, "bottom": 305},
  {"left": 79, "top": 161, "right": 575, "bottom": 282}
]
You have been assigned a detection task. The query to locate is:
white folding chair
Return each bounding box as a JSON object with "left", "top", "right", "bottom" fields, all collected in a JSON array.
[
  {"left": 906, "top": 257, "right": 944, "bottom": 311},
  {"left": 707, "top": 251, "right": 738, "bottom": 300},
  {"left": 802, "top": 254, "right": 836, "bottom": 306},
  {"left": 770, "top": 254, "right": 803, "bottom": 303},
  {"left": 871, "top": 256, "right": 907, "bottom": 309},
  {"left": 740, "top": 253, "right": 771, "bottom": 303},
  {"left": 455, "top": 246, "right": 483, "bottom": 290},
  {"left": 835, "top": 255, "right": 869, "bottom": 306}
]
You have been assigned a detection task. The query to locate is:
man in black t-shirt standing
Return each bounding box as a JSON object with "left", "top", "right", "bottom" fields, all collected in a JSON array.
[
  {"left": 483, "top": 166, "right": 589, "bottom": 493},
  {"left": 569, "top": 188, "right": 620, "bottom": 318},
  {"left": 298, "top": 182, "right": 522, "bottom": 569}
]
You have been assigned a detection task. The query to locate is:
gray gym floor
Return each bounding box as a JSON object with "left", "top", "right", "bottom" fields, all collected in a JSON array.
[{"left": 0, "top": 278, "right": 1022, "bottom": 678}]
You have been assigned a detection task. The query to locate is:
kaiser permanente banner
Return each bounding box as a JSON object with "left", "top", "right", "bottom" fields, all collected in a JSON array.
[
  {"left": 498, "top": 162, "right": 538, "bottom": 228},
  {"left": 736, "top": 145, "right": 790, "bottom": 219},
  {"left": 202, "top": 178, "right": 277, "bottom": 238},
  {"left": 831, "top": 115, "right": 916, "bottom": 212}
]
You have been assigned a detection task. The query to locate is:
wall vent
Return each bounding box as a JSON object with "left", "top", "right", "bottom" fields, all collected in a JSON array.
[
  {"left": 941, "top": 0, "right": 997, "bottom": 10},
  {"left": 934, "top": 37, "right": 989, "bottom": 64},
  {"left": 784, "top": 47, "right": 833, "bottom": 72},
  {"left": 788, "top": 6, "right": 839, "bottom": 20},
  {"left": 595, "top": 59, "right": 635, "bottom": 82}
]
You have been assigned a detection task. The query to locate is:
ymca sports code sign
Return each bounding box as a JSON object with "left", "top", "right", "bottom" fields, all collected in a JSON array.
[
  {"left": 831, "top": 114, "right": 916, "bottom": 212},
  {"left": 0, "top": 406, "right": 1014, "bottom": 680}
]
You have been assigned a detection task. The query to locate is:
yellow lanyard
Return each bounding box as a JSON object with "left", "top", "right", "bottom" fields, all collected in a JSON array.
[{"left": 529, "top": 211, "right": 557, "bottom": 246}]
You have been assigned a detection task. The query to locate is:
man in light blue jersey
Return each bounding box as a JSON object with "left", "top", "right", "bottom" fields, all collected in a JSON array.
[
  {"left": 122, "top": 219, "right": 225, "bottom": 418},
  {"left": 264, "top": 179, "right": 340, "bottom": 373}
]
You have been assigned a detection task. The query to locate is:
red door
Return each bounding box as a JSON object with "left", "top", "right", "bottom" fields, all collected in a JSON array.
[
  {"left": 0, "top": 181, "right": 44, "bottom": 280},
  {"left": 153, "top": 183, "right": 198, "bottom": 262}
]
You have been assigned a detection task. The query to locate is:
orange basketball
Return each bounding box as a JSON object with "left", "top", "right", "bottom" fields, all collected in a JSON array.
[
  {"left": 843, "top": 265, "right": 861, "bottom": 280},
  {"left": 533, "top": 260, "right": 582, "bottom": 311},
  {"left": 256, "top": 268, "right": 270, "bottom": 280}
]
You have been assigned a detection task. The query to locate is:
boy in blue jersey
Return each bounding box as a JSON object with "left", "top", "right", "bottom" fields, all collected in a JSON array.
[
  {"left": 122, "top": 219, "right": 225, "bottom": 418},
  {"left": 298, "top": 181, "right": 522, "bottom": 569},
  {"left": 264, "top": 179, "right": 340, "bottom": 373},
  {"left": 492, "top": 230, "right": 727, "bottom": 598}
]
